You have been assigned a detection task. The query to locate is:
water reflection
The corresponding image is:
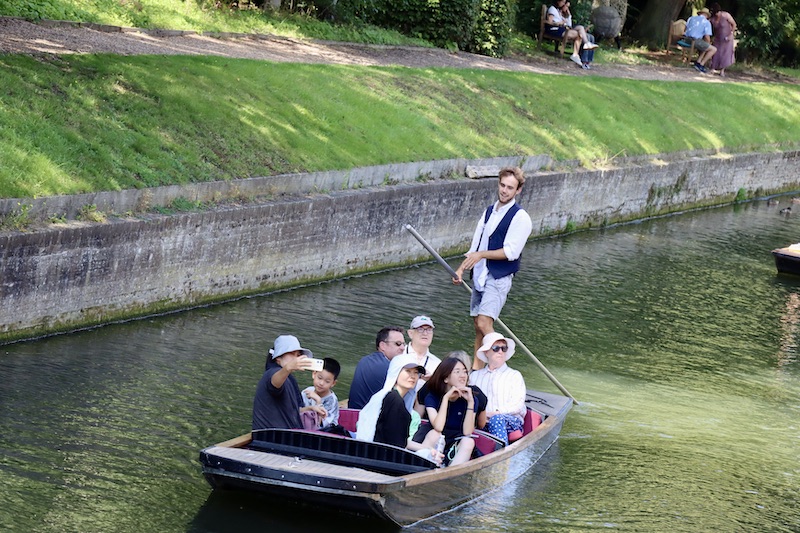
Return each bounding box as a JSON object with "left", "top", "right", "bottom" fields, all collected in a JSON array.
[
  {"left": 189, "top": 490, "right": 397, "bottom": 533},
  {"left": 777, "top": 291, "right": 800, "bottom": 368}
]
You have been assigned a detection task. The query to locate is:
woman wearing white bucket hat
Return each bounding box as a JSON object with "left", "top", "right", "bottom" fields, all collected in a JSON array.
[
  {"left": 468, "top": 332, "right": 527, "bottom": 445},
  {"left": 252, "top": 334, "right": 319, "bottom": 431}
]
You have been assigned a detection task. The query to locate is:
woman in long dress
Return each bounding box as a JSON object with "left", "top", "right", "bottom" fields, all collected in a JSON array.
[{"left": 709, "top": 2, "right": 737, "bottom": 76}]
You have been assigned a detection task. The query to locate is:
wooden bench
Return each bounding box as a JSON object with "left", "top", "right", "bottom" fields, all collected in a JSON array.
[
  {"left": 538, "top": 4, "right": 572, "bottom": 55},
  {"left": 668, "top": 19, "right": 697, "bottom": 62}
]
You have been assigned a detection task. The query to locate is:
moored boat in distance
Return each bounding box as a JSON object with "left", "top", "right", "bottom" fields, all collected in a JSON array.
[
  {"left": 772, "top": 244, "right": 800, "bottom": 275},
  {"left": 199, "top": 390, "right": 571, "bottom": 526}
]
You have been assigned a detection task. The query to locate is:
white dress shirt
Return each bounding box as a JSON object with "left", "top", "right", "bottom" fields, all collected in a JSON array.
[
  {"left": 468, "top": 199, "right": 533, "bottom": 291},
  {"left": 468, "top": 362, "right": 526, "bottom": 421}
]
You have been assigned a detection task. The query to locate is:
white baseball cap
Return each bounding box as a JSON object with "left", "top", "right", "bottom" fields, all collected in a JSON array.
[{"left": 410, "top": 315, "right": 435, "bottom": 329}]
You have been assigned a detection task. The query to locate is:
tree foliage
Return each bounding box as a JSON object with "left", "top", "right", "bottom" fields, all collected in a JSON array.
[
  {"left": 736, "top": 0, "right": 800, "bottom": 64},
  {"left": 324, "top": 0, "right": 519, "bottom": 57},
  {"left": 627, "top": 0, "right": 685, "bottom": 45},
  {"left": 363, "top": 0, "right": 481, "bottom": 50},
  {"left": 465, "top": 0, "right": 516, "bottom": 56}
]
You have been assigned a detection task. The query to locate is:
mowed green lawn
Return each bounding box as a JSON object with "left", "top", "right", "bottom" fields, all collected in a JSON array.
[{"left": 1, "top": 52, "right": 799, "bottom": 199}]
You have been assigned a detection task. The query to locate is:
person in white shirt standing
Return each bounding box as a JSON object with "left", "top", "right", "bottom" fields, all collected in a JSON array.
[
  {"left": 452, "top": 167, "right": 533, "bottom": 370},
  {"left": 468, "top": 332, "right": 527, "bottom": 445}
]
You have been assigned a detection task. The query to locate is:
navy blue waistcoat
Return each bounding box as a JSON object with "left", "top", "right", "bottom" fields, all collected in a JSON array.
[{"left": 482, "top": 203, "right": 522, "bottom": 279}]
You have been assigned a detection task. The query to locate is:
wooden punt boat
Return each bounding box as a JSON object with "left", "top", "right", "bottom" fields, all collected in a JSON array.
[
  {"left": 198, "top": 390, "right": 572, "bottom": 527},
  {"left": 772, "top": 244, "right": 800, "bottom": 275}
]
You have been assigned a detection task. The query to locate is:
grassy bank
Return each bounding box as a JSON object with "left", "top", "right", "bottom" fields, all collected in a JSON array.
[{"left": 1, "top": 52, "right": 800, "bottom": 200}]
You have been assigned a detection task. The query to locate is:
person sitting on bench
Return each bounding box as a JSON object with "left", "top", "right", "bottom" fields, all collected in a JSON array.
[
  {"left": 423, "top": 357, "right": 488, "bottom": 465},
  {"left": 468, "top": 332, "right": 527, "bottom": 445},
  {"left": 683, "top": 7, "right": 717, "bottom": 73},
  {"left": 545, "top": 0, "right": 598, "bottom": 67}
]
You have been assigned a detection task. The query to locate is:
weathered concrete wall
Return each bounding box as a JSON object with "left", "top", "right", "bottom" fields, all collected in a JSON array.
[
  {"left": 1, "top": 150, "right": 799, "bottom": 343},
  {"left": 0, "top": 154, "right": 553, "bottom": 222}
]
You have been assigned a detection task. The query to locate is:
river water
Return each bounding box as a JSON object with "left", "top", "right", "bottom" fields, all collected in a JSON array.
[{"left": 1, "top": 198, "right": 799, "bottom": 532}]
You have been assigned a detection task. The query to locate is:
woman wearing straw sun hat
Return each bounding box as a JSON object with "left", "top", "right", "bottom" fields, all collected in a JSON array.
[{"left": 467, "top": 332, "right": 527, "bottom": 445}]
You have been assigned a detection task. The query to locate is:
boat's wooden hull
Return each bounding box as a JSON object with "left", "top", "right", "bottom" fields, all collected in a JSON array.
[
  {"left": 199, "top": 390, "right": 571, "bottom": 526},
  {"left": 201, "top": 448, "right": 396, "bottom": 518},
  {"left": 378, "top": 409, "right": 566, "bottom": 524}
]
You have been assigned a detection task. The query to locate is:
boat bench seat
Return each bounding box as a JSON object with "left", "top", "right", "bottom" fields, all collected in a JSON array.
[
  {"left": 338, "top": 408, "right": 359, "bottom": 433},
  {"left": 332, "top": 407, "right": 544, "bottom": 460},
  {"left": 250, "top": 428, "right": 438, "bottom": 476},
  {"left": 472, "top": 408, "right": 545, "bottom": 453},
  {"left": 472, "top": 430, "right": 505, "bottom": 455},
  {"left": 474, "top": 408, "right": 544, "bottom": 452},
  {"left": 518, "top": 409, "right": 543, "bottom": 439}
]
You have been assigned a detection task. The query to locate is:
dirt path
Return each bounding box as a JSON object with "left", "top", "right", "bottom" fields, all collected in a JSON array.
[{"left": 1, "top": 16, "right": 795, "bottom": 84}]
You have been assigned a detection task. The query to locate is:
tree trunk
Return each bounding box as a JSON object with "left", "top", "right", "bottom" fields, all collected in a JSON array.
[{"left": 629, "top": 0, "right": 687, "bottom": 47}]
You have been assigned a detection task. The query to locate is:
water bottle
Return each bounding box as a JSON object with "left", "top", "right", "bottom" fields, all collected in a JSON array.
[{"left": 435, "top": 435, "right": 446, "bottom": 467}]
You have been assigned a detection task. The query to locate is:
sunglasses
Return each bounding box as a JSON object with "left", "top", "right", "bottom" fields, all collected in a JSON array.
[
  {"left": 384, "top": 340, "right": 406, "bottom": 347},
  {"left": 490, "top": 345, "right": 509, "bottom": 353}
]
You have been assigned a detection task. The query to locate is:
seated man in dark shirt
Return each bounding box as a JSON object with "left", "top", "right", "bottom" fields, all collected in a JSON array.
[
  {"left": 252, "top": 334, "right": 322, "bottom": 430},
  {"left": 347, "top": 326, "right": 407, "bottom": 410}
]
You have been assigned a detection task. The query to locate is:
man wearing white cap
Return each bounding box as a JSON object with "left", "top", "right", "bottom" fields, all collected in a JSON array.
[
  {"left": 405, "top": 315, "right": 442, "bottom": 392},
  {"left": 468, "top": 332, "right": 527, "bottom": 445},
  {"left": 252, "top": 334, "right": 323, "bottom": 430}
]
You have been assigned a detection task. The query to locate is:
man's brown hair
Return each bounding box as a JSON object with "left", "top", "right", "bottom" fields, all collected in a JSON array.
[{"left": 498, "top": 166, "right": 525, "bottom": 188}]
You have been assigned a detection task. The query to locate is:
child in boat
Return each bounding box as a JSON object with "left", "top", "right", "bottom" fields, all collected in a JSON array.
[
  {"left": 468, "top": 332, "right": 527, "bottom": 445},
  {"left": 355, "top": 354, "right": 443, "bottom": 463},
  {"left": 423, "top": 357, "right": 488, "bottom": 466},
  {"left": 300, "top": 357, "right": 341, "bottom": 429}
]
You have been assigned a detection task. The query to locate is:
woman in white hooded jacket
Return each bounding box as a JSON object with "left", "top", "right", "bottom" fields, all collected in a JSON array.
[{"left": 355, "top": 353, "right": 443, "bottom": 462}]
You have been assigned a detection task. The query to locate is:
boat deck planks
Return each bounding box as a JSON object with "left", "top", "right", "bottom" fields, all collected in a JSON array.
[{"left": 205, "top": 445, "right": 401, "bottom": 485}]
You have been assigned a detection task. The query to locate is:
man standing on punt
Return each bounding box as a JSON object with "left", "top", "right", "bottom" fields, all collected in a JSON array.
[{"left": 453, "top": 167, "right": 533, "bottom": 369}]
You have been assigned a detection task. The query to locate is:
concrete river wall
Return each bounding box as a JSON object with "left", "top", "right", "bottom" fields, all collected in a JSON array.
[{"left": 2, "top": 149, "right": 799, "bottom": 343}]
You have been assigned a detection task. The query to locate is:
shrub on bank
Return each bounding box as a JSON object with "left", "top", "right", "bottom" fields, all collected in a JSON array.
[
  {"left": 465, "top": 0, "right": 515, "bottom": 57},
  {"left": 363, "top": 0, "right": 482, "bottom": 53},
  {"left": 366, "top": 0, "right": 518, "bottom": 57}
]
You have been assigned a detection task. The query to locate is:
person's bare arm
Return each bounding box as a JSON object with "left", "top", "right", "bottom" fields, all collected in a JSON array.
[
  {"left": 453, "top": 249, "right": 509, "bottom": 284},
  {"left": 271, "top": 356, "right": 313, "bottom": 388}
]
